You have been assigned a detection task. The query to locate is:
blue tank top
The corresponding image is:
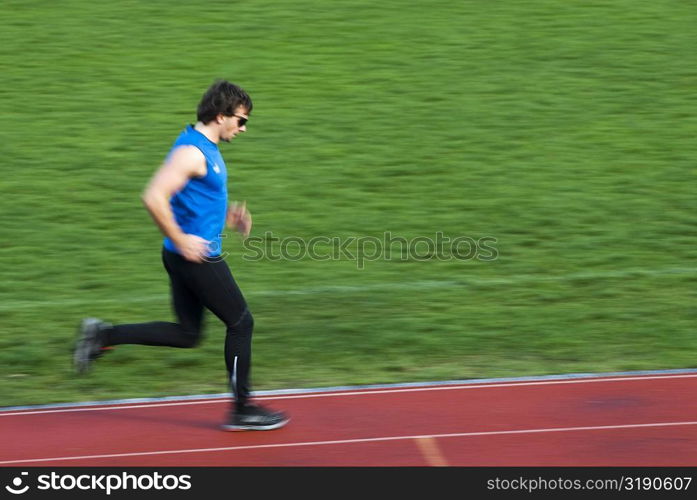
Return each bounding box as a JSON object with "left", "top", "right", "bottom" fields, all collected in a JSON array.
[{"left": 163, "top": 125, "right": 228, "bottom": 257}]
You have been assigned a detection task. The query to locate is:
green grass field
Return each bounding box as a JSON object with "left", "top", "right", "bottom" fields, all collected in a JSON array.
[{"left": 1, "top": 0, "right": 696, "bottom": 406}]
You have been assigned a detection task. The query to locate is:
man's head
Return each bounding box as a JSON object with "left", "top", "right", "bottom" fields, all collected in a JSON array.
[{"left": 197, "top": 80, "right": 252, "bottom": 142}]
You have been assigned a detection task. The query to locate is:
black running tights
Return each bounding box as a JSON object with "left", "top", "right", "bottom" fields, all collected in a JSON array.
[{"left": 104, "top": 248, "right": 253, "bottom": 406}]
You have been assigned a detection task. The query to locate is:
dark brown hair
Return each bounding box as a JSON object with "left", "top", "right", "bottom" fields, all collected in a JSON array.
[{"left": 196, "top": 80, "right": 253, "bottom": 124}]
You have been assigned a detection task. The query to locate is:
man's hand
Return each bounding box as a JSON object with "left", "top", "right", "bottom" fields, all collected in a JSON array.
[
  {"left": 174, "top": 234, "right": 211, "bottom": 263},
  {"left": 227, "top": 201, "right": 252, "bottom": 238}
]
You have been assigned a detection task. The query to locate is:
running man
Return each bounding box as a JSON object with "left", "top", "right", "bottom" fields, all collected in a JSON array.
[{"left": 73, "top": 80, "right": 289, "bottom": 431}]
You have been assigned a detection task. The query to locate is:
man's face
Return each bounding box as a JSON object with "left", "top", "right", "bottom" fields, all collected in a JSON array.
[{"left": 219, "top": 106, "right": 249, "bottom": 142}]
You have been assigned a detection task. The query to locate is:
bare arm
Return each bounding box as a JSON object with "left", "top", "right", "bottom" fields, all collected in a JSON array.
[
  {"left": 141, "top": 146, "right": 209, "bottom": 262},
  {"left": 227, "top": 200, "right": 253, "bottom": 239}
]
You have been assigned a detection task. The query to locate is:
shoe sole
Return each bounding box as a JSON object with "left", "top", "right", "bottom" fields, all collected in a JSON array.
[
  {"left": 73, "top": 318, "right": 101, "bottom": 374},
  {"left": 220, "top": 418, "right": 290, "bottom": 432}
]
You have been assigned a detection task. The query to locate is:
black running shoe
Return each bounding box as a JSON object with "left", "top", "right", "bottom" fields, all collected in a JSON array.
[
  {"left": 73, "top": 318, "right": 111, "bottom": 374},
  {"left": 221, "top": 403, "right": 290, "bottom": 431}
]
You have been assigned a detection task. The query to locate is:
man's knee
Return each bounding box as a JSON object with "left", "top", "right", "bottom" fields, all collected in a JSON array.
[
  {"left": 180, "top": 327, "right": 202, "bottom": 348},
  {"left": 231, "top": 309, "right": 253, "bottom": 335}
]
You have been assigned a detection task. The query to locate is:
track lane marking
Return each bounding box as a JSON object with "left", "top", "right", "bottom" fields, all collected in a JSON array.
[
  {"left": 415, "top": 437, "right": 449, "bottom": 466},
  {"left": 1, "top": 420, "right": 696, "bottom": 465}
]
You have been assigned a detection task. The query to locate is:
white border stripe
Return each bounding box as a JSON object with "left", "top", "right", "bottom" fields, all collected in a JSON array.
[
  {"left": 3, "top": 367, "right": 697, "bottom": 413},
  {"left": 2, "top": 371, "right": 697, "bottom": 417},
  {"left": 1, "top": 420, "right": 696, "bottom": 465}
]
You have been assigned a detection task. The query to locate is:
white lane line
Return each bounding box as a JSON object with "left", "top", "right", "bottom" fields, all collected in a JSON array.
[
  {"left": 2, "top": 266, "right": 695, "bottom": 311},
  {"left": 2, "top": 373, "right": 696, "bottom": 417},
  {"left": 2, "top": 420, "right": 696, "bottom": 465}
]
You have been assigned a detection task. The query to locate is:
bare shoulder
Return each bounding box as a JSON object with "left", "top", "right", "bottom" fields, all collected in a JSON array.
[{"left": 164, "top": 145, "right": 207, "bottom": 178}]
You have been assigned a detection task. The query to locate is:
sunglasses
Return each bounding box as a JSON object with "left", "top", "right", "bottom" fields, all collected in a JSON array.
[{"left": 232, "top": 114, "right": 248, "bottom": 127}]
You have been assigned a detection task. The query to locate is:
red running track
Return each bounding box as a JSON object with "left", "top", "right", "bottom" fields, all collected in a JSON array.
[{"left": 1, "top": 373, "right": 696, "bottom": 466}]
